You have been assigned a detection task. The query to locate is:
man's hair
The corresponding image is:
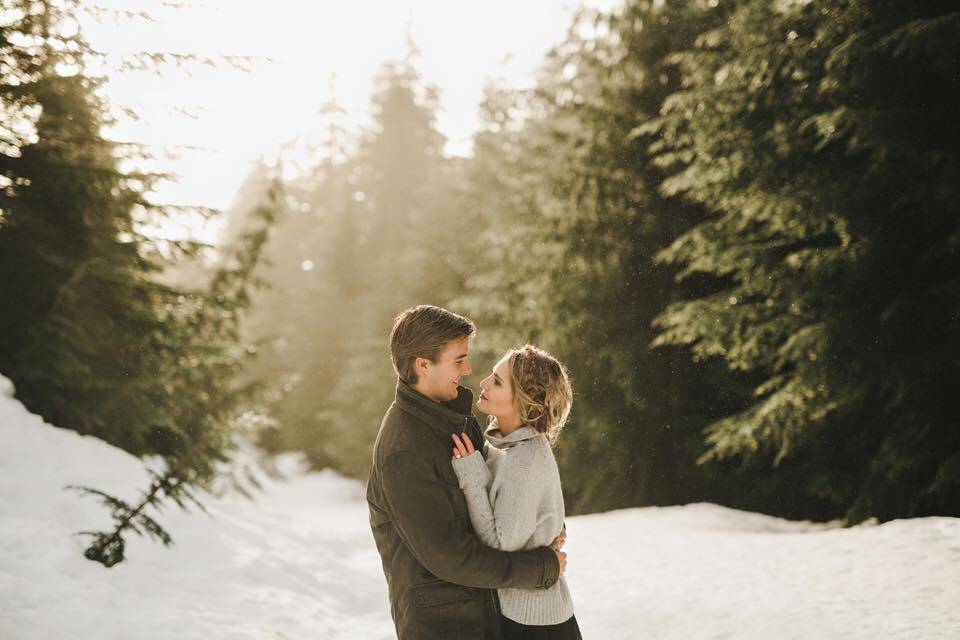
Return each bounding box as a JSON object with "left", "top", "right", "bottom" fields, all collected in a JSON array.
[{"left": 389, "top": 305, "right": 476, "bottom": 385}]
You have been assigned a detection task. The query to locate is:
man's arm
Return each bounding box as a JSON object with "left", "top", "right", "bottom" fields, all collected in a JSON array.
[{"left": 381, "top": 449, "right": 560, "bottom": 590}]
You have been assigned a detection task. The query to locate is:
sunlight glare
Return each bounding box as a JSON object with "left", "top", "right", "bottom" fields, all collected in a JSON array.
[{"left": 80, "top": 0, "right": 622, "bottom": 241}]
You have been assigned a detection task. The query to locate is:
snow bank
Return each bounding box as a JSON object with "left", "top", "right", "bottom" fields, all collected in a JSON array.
[
  {"left": 0, "top": 375, "right": 392, "bottom": 639},
  {"left": 1, "top": 375, "right": 958, "bottom": 639}
]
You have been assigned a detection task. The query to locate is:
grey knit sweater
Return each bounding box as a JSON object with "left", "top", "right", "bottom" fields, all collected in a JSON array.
[{"left": 451, "top": 424, "right": 575, "bottom": 625}]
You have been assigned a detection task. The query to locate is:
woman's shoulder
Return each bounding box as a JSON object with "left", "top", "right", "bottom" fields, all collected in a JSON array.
[{"left": 500, "top": 434, "right": 553, "bottom": 470}]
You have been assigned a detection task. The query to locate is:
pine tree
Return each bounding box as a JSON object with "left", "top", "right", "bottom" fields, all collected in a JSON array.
[
  {"left": 643, "top": 0, "right": 960, "bottom": 521},
  {"left": 0, "top": 0, "right": 181, "bottom": 453},
  {"left": 313, "top": 58, "right": 469, "bottom": 476},
  {"left": 236, "top": 54, "right": 471, "bottom": 478},
  {"left": 456, "top": 3, "right": 744, "bottom": 514},
  {"left": 67, "top": 467, "right": 208, "bottom": 568},
  {"left": 0, "top": 1, "right": 282, "bottom": 564}
]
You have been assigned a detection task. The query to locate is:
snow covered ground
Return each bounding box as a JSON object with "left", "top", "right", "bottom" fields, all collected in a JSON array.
[{"left": 2, "top": 374, "right": 958, "bottom": 639}]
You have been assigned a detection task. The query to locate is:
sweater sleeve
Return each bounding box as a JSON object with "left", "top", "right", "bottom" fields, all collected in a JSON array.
[
  {"left": 381, "top": 448, "right": 557, "bottom": 589},
  {"left": 451, "top": 445, "right": 544, "bottom": 553},
  {"left": 451, "top": 447, "right": 493, "bottom": 491}
]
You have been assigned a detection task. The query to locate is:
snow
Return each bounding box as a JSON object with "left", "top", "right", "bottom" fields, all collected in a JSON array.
[{"left": 1, "top": 373, "right": 958, "bottom": 639}]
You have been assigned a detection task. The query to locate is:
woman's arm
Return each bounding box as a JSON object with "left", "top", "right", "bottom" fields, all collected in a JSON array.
[
  {"left": 379, "top": 447, "right": 559, "bottom": 589},
  {"left": 451, "top": 433, "right": 545, "bottom": 552}
]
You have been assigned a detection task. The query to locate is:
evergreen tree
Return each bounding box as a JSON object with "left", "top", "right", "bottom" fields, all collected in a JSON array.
[
  {"left": 456, "top": 3, "right": 775, "bottom": 515},
  {"left": 521, "top": 2, "right": 743, "bottom": 512},
  {"left": 237, "top": 152, "right": 361, "bottom": 469},
  {"left": 643, "top": 0, "right": 960, "bottom": 521},
  {"left": 0, "top": 0, "right": 278, "bottom": 486},
  {"left": 67, "top": 467, "right": 208, "bottom": 568},
  {"left": 0, "top": 0, "right": 179, "bottom": 453},
  {"left": 237, "top": 54, "right": 472, "bottom": 478}
]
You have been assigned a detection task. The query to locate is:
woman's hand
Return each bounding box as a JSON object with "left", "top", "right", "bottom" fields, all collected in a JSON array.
[{"left": 451, "top": 432, "right": 475, "bottom": 459}]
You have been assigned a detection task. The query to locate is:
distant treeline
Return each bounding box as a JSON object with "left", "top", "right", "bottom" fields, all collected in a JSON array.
[
  {"left": 236, "top": 0, "right": 960, "bottom": 524},
  {"left": 2, "top": 0, "right": 957, "bottom": 524}
]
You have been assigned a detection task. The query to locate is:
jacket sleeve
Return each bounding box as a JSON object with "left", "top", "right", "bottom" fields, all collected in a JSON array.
[
  {"left": 380, "top": 448, "right": 559, "bottom": 590},
  {"left": 452, "top": 447, "right": 543, "bottom": 552}
]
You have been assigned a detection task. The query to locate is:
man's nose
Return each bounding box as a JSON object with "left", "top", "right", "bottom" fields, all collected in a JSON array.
[{"left": 463, "top": 361, "right": 472, "bottom": 375}]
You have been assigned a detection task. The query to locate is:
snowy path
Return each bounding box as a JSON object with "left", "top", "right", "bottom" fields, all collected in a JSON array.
[{"left": 2, "top": 375, "right": 959, "bottom": 639}]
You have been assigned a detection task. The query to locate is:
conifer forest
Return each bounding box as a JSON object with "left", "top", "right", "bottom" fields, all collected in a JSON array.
[{"left": 2, "top": 0, "right": 958, "bottom": 537}]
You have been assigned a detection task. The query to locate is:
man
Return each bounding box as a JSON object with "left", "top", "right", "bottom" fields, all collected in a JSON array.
[{"left": 367, "top": 305, "right": 566, "bottom": 639}]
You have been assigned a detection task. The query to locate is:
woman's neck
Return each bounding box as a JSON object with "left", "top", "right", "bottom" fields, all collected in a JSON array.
[{"left": 494, "top": 413, "right": 523, "bottom": 436}]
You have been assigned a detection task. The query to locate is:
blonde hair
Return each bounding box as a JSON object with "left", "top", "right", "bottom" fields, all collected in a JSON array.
[{"left": 504, "top": 344, "right": 573, "bottom": 444}]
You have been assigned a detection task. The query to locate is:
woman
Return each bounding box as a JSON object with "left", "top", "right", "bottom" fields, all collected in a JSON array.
[{"left": 451, "top": 344, "right": 582, "bottom": 639}]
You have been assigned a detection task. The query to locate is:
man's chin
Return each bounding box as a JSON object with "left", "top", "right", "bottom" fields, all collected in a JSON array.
[{"left": 436, "top": 386, "right": 459, "bottom": 402}]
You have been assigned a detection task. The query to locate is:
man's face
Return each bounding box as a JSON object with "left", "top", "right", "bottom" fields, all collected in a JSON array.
[{"left": 418, "top": 337, "right": 472, "bottom": 402}]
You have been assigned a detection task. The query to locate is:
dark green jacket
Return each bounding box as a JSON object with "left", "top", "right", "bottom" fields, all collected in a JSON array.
[{"left": 367, "top": 381, "right": 560, "bottom": 640}]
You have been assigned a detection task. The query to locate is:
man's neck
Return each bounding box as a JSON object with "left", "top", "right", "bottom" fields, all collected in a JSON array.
[{"left": 410, "top": 380, "right": 441, "bottom": 403}]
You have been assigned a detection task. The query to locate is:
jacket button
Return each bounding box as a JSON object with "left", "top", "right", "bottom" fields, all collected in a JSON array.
[{"left": 544, "top": 578, "right": 555, "bottom": 588}]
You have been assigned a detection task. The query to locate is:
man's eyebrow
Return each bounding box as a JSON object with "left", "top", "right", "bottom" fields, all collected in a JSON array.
[{"left": 455, "top": 353, "right": 468, "bottom": 360}]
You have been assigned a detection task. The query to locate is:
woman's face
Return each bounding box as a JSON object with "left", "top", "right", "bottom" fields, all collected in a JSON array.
[{"left": 476, "top": 354, "right": 520, "bottom": 427}]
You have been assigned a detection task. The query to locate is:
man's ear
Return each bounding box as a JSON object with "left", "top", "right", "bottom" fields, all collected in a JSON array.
[{"left": 413, "top": 356, "right": 431, "bottom": 378}]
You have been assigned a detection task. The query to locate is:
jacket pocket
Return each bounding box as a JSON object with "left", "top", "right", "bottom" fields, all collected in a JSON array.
[
  {"left": 413, "top": 580, "right": 475, "bottom": 607},
  {"left": 412, "top": 581, "right": 485, "bottom": 639}
]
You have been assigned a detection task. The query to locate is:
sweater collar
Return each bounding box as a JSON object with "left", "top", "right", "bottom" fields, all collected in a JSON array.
[{"left": 484, "top": 423, "right": 542, "bottom": 448}]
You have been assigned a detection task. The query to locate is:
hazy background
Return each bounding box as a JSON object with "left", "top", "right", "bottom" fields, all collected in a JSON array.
[
  {"left": 1, "top": 0, "right": 958, "bottom": 535},
  {"left": 84, "top": 0, "right": 620, "bottom": 225}
]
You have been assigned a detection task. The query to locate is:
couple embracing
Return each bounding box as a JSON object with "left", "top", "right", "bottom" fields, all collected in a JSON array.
[{"left": 367, "top": 305, "right": 583, "bottom": 639}]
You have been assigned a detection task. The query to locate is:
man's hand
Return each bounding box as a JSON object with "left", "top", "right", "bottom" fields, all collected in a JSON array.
[
  {"left": 553, "top": 549, "right": 567, "bottom": 576},
  {"left": 551, "top": 528, "right": 567, "bottom": 576},
  {"left": 550, "top": 529, "right": 566, "bottom": 552}
]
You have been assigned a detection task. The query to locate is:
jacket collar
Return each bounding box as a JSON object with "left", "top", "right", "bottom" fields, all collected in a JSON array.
[
  {"left": 395, "top": 380, "right": 476, "bottom": 434},
  {"left": 485, "top": 424, "right": 542, "bottom": 449}
]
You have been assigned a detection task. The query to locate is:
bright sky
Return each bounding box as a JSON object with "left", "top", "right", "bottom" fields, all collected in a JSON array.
[{"left": 78, "top": 0, "right": 621, "bottom": 239}]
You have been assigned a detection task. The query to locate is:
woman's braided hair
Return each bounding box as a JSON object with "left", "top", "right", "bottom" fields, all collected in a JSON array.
[{"left": 507, "top": 344, "right": 573, "bottom": 445}]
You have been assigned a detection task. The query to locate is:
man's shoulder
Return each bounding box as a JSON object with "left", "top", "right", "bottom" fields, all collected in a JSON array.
[
  {"left": 380, "top": 400, "right": 427, "bottom": 435},
  {"left": 374, "top": 402, "right": 428, "bottom": 460}
]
